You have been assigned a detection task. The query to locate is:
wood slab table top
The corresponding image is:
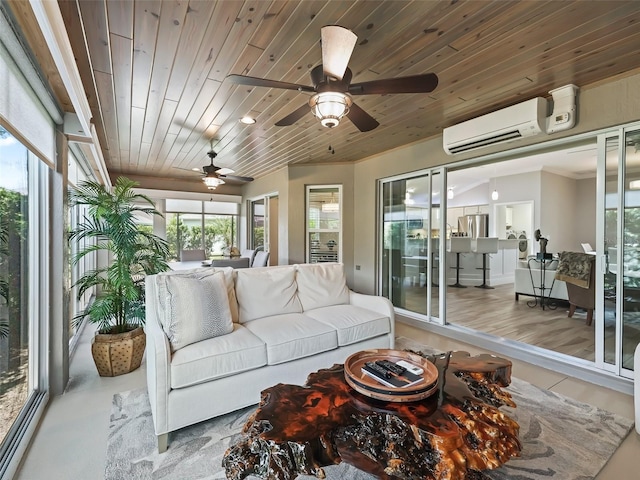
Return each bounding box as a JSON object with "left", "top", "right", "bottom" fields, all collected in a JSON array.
[{"left": 223, "top": 349, "right": 521, "bottom": 480}]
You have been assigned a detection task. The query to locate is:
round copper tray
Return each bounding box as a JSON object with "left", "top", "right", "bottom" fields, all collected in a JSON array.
[{"left": 344, "top": 349, "right": 439, "bottom": 402}]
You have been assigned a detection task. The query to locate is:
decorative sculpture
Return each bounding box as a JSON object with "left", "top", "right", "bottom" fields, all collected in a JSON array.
[{"left": 534, "top": 229, "right": 548, "bottom": 257}]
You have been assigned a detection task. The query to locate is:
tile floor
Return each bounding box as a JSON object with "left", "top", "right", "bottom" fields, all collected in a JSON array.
[{"left": 14, "top": 322, "right": 638, "bottom": 479}]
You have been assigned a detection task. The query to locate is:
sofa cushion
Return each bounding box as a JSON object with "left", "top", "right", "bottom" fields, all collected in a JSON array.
[
  {"left": 160, "top": 271, "right": 234, "bottom": 351},
  {"left": 211, "top": 266, "right": 239, "bottom": 323},
  {"left": 243, "top": 313, "right": 337, "bottom": 365},
  {"left": 295, "top": 263, "right": 350, "bottom": 311},
  {"left": 170, "top": 324, "right": 267, "bottom": 389},
  {"left": 235, "top": 266, "right": 302, "bottom": 323},
  {"left": 303, "top": 304, "right": 391, "bottom": 346}
]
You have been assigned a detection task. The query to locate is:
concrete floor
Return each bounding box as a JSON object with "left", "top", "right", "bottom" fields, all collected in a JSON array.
[{"left": 14, "top": 322, "right": 639, "bottom": 479}]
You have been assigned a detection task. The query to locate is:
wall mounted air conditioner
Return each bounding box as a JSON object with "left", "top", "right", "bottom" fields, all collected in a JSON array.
[{"left": 443, "top": 84, "right": 578, "bottom": 155}]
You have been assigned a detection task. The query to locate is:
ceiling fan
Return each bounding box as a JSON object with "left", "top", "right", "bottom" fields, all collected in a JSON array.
[
  {"left": 227, "top": 25, "right": 438, "bottom": 132},
  {"left": 176, "top": 149, "right": 254, "bottom": 189}
]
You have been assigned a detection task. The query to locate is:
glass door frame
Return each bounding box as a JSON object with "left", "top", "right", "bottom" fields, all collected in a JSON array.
[
  {"left": 376, "top": 167, "right": 446, "bottom": 323},
  {"left": 596, "top": 124, "right": 640, "bottom": 378}
]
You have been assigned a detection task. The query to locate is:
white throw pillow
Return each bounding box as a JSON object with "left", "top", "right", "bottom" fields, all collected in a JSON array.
[
  {"left": 235, "top": 266, "right": 302, "bottom": 323},
  {"left": 156, "top": 267, "right": 239, "bottom": 323},
  {"left": 295, "top": 263, "right": 349, "bottom": 311},
  {"left": 161, "top": 271, "right": 233, "bottom": 351}
]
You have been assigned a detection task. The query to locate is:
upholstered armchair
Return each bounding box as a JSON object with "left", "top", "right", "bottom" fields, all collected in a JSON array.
[{"left": 556, "top": 252, "right": 596, "bottom": 326}]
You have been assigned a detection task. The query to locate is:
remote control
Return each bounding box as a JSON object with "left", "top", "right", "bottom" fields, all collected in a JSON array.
[
  {"left": 375, "top": 359, "right": 406, "bottom": 375},
  {"left": 396, "top": 360, "right": 424, "bottom": 375},
  {"left": 364, "top": 361, "right": 392, "bottom": 378}
]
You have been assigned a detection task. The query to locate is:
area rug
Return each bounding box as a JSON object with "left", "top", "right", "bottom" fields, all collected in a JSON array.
[{"left": 105, "top": 338, "right": 634, "bottom": 480}]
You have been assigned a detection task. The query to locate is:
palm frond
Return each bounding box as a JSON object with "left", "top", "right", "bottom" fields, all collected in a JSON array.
[{"left": 69, "top": 177, "right": 169, "bottom": 330}]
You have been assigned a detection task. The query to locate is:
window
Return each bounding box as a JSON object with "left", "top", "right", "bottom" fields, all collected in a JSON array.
[
  {"left": 306, "top": 185, "right": 342, "bottom": 263},
  {"left": 165, "top": 199, "right": 239, "bottom": 261},
  {"left": 0, "top": 126, "right": 48, "bottom": 456},
  {"left": 67, "top": 148, "right": 96, "bottom": 342}
]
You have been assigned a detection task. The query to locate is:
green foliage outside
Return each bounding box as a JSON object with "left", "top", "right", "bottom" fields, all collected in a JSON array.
[
  {"left": 166, "top": 214, "right": 237, "bottom": 261},
  {"left": 69, "top": 177, "right": 170, "bottom": 333},
  {"left": 253, "top": 225, "right": 264, "bottom": 249},
  {"left": 0, "top": 186, "right": 25, "bottom": 339}
]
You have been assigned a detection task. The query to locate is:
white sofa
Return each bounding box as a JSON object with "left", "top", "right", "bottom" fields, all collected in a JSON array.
[
  {"left": 145, "top": 262, "right": 395, "bottom": 452},
  {"left": 514, "top": 259, "right": 568, "bottom": 301}
]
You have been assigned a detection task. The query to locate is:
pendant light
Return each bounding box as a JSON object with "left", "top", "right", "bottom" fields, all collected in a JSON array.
[{"left": 491, "top": 168, "right": 499, "bottom": 200}]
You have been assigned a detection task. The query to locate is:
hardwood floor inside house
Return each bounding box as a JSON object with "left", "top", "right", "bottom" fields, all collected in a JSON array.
[{"left": 403, "top": 284, "right": 597, "bottom": 361}]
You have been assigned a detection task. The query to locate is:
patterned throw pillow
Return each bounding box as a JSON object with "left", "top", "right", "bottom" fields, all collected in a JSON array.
[{"left": 161, "top": 271, "right": 233, "bottom": 351}]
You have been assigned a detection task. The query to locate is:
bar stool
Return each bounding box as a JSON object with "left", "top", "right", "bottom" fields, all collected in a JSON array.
[
  {"left": 473, "top": 237, "right": 499, "bottom": 289},
  {"left": 448, "top": 237, "right": 472, "bottom": 288}
]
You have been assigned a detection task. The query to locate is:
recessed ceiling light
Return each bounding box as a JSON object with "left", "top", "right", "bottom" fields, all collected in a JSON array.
[{"left": 240, "top": 116, "right": 256, "bottom": 125}]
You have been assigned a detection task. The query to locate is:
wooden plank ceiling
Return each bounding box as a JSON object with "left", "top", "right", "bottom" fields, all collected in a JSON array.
[{"left": 36, "top": 1, "right": 640, "bottom": 188}]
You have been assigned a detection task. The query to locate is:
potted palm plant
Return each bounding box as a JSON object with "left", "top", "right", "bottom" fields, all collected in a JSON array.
[{"left": 70, "top": 177, "right": 169, "bottom": 376}]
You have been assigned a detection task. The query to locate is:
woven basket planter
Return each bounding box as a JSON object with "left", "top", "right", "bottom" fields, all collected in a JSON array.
[{"left": 91, "top": 326, "right": 146, "bottom": 377}]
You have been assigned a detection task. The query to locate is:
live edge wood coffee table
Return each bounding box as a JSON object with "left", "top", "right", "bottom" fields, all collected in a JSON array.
[{"left": 223, "top": 349, "right": 521, "bottom": 480}]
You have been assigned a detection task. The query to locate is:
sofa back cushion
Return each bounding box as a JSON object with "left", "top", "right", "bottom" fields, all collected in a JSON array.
[
  {"left": 211, "top": 266, "right": 239, "bottom": 323},
  {"left": 156, "top": 270, "right": 233, "bottom": 351},
  {"left": 235, "top": 266, "right": 302, "bottom": 323},
  {"left": 295, "top": 263, "right": 349, "bottom": 311}
]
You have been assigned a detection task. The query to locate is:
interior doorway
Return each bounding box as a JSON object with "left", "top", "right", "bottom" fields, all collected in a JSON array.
[
  {"left": 268, "top": 195, "right": 279, "bottom": 265},
  {"left": 249, "top": 194, "right": 279, "bottom": 266}
]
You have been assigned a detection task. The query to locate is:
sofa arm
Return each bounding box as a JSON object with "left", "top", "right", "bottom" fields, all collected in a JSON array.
[
  {"left": 349, "top": 290, "right": 395, "bottom": 346},
  {"left": 145, "top": 278, "right": 171, "bottom": 437}
]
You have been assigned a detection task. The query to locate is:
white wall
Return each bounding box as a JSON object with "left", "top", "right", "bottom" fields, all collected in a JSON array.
[
  {"left": 287, "top": 163, "right": 356, "bottom": 286},
  {"left": 575, "top": 178, "right": 597, "bottom": 249},
  {"left": 241, "top": 168, "right": 289, "bottom": 264},
  {"left": 539, "top": 171, "right": 578, "bottom": 254}
]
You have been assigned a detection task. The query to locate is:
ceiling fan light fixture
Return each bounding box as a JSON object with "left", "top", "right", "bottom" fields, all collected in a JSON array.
[
  {"left": 203, "top": 175, "right": 225, "bottom": 190},
  {"left": 310, "top": 92, "right": 351, "bottom": 128}
]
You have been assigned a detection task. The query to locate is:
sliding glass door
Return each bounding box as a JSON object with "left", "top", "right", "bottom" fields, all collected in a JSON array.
[
  {"left": 597, "top": 126, "right": 640, "bottom": 377},
  {"left": 380, "top": 170, "right": 443, "bottom": 320}
]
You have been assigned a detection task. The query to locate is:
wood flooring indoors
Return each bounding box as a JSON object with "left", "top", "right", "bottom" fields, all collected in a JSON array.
[{"left": 404, "top": 283, "right": 598, "bottom": 361}]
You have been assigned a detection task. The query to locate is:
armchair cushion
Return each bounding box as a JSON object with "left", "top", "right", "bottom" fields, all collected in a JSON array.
[{"left": 556, "top": 251, "right": 594, "bottom": 288}]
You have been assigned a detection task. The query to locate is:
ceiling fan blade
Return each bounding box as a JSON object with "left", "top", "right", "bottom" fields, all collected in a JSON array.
[
  {"left": 172, "top": 166, "right": 201, "bottom": 174},
  {"left": 275, "top": 103, "right": 311, "bottom": 126},
  {"left": 227, "top": 74, "right": 315, "bottom": 93},
  {"left": 219, "top": 174, "right": 254, "bottom": 183},
  {"left": 321, "top": 25, "right": 357, "bottom": 81},
  {"left": 216, "top": 167, "right": 234, "bottom": 175},
  {"left": 346, "top": 102, "right": 379, "bottom": 132},
  {"left": 349, "top": 73, "right": 439, "bottom": 95}
]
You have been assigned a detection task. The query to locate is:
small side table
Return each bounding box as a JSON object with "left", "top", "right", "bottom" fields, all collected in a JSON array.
[{"left": 526, "top": 257, "right": 559, "bottom": 310}]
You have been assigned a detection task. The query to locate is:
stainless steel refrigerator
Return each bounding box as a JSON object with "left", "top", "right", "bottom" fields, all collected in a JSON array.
[{"left": 457, "top": 214, "right": 489, "bottom": 238}]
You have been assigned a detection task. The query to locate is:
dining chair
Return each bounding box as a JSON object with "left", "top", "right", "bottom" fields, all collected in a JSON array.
[
  {"left": 180, "top": 249, "right": 206, "bottom": 261},
  {"left": 251, "top": 251, "right": 270, "bottom": 267}
]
